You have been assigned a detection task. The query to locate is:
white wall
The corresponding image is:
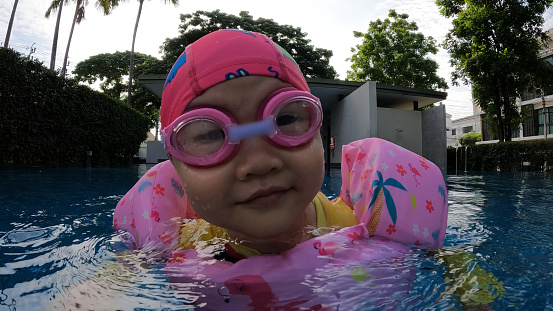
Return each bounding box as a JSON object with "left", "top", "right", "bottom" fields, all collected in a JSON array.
[{"left": 450, "top": 115, "right": 482, "bottom": 146}]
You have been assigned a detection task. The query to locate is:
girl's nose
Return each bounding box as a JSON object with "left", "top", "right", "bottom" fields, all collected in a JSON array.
[{"left": 235, "top": 137, "right": 284, "bottom": 180}]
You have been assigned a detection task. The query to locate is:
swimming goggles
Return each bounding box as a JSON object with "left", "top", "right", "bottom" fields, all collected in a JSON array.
[{"left": 161, "top": 87, "right": 323, "bottom": 167}]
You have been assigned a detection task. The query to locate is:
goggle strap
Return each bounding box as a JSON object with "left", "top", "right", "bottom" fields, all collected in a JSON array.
[
  {"left": 227, "top": 116, "right": 277, "bottom": 144},
  {"left": 160, "top": 130, "right": 168, "bottom": 150}
]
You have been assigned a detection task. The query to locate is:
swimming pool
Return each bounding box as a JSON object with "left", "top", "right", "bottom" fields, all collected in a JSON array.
[{"left": 0, "top": 165, "right": 551, "bottom": 310}]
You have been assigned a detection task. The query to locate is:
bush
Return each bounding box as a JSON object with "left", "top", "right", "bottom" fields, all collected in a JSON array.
[
  {"left": 447, "top": 139, "right": 553, "bottom": 172},
  {"left": 458, "top": 131, "right": 481, "bottom": 146},
  {"left": 0, "top": 48, "right": 150, "bottom": 166}
]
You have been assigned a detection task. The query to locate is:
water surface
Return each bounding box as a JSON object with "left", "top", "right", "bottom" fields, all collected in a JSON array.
[{"left": 0, "top": 166, "right": 551, "bottom": 310}]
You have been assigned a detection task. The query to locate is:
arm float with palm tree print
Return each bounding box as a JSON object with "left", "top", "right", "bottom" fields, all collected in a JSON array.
[{"left": 340, "top": 137, "right": 448, "bottom": 248}]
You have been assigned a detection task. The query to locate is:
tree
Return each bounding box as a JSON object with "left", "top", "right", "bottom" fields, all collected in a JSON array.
[
  {"left": 436, "top": 0, "right": 553, "bottom": 142},
  {"left": 60, "top": 0, "right": 85, "bottom": 76},
  {"left": 127, "top": 0, "right": 179, "bottom": 107},
  {"left": 159, "top": 10, "right": 337, "bottom": 79},
  {"left": 4, "top": 0, "right": 19, "bottom": 48},
  {"left": 45, "top": 0, "right": 66, "bottom": 71},
  {"left": 73, "top": 51, "right": 162, "bottom": 124},
  {"left": 61, "top": 0, "right": 120, "bottom": 76},
  {"left": 46, "top": 0, "right": 120, "bottom": 74},
  {"left": 347, "top": 9, "right": 448, "bottom": 91}
]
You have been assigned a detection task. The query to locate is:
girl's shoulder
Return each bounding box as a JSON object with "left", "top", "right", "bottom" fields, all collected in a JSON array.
[
  {"left": 313, "top": 192, "right": 357, "bottom": 229},
  {"left": 178, "top": 218, "right": 227, "bottom": 251}
]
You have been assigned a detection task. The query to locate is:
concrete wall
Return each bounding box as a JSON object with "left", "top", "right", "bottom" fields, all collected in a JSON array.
[
  {"left": 146, "top": 140, "right": 169, "bottom": 164},
  {"left": 422, "top": 105, "right": 447, "bottom": 176},
  {"left": 376, "top": 107, "right": 422, "bottom": 154},
  {"left": 329, "top": 82, "right": 377, "bottom": 164}
]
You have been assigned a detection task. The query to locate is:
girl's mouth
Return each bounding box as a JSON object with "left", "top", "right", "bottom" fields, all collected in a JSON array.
[{"left": 241, "top": 187, "right": 289, "bottom": 206}]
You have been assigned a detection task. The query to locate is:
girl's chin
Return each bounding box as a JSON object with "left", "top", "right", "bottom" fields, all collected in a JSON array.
[{"left": 228, "top": 227, "right": 288, "bottom": 241}]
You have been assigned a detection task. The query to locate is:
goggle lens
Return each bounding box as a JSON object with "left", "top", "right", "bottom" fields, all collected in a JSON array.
[
  {"left": 174, "top": 119, "right": 226, "bottom": 158},
  {"left": 275, "top": 99, "right": 317, "bottom": 138},
  {"left": 163, "top": 89, "right": 322, "bottom": 166}
]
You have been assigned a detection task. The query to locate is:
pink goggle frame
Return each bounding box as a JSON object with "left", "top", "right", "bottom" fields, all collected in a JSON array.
[{"left": 161, "top": 88, "right": 323, "bottom": 167}]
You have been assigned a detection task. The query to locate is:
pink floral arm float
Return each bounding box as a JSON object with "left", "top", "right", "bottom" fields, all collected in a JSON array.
[
  {"left": 113, "top": 137, "right": 449, "bottom": 308},
  {"left": 340, "top": 138, "right": 447, "bottom": 247}
]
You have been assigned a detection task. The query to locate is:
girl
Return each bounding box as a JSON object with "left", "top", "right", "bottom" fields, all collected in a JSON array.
[
  {"left": 114, "top": 29, "right": 446, "bottom": 259},
  {"left": 109, "top": 29, "right": 500, "bottom": 309}
]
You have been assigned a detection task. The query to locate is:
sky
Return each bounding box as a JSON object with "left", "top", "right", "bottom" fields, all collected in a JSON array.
[{"left": 2, "top": 0, "right": 553, "bottom": 120}]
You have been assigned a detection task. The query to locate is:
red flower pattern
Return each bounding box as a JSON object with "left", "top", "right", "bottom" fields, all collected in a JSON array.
[
  {"left": 420, "top": 160, "right": 429, "bottom": 170},
  {"left": 426, "top": 200, "right": 434, "bottom": 213},
  {"left": 386, "top": 224, "right": 396, "bottom": 235},
  {"left": 153, "top": 184, "right": 165, "bottom": 196},
  {"left": 151, "top": 209, "right": 160, "bottom": 222},
  {"left": 396, "top": 164, "right": 407, "bottom": 176},
  {"left": 168, "top": 254, "right": 186, "bottom": 264},
  {"left": 361, "top": 170, "right": 368, "bottom": 180},
  {"left": 356, "top": 153, "right": 367, "bottom": 162},
  {"left": 159, "top": 232, "right": 172, "bottom": 244},
  {"left": 347, "top": 231, "right": 360, "bottom": 241}
]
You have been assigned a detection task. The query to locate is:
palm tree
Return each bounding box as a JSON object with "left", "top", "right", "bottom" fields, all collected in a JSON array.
[
  {"left": 127, "top": 0, "right": 179, "bottom": 106},
  {"left": 60, "top": 0, "right": 85, "bottom": 76},
  {"left": 4, "top": 0, "right": 19, "bottom": 48},
  {"left": 47, "top": 0, "right": 120, "bottom": 74},
  {"left": 45, "top": 0, "right": 66, "bottom": 71},
  {"left": 366, "top": 170, "right": 407, "bottom": 236}
]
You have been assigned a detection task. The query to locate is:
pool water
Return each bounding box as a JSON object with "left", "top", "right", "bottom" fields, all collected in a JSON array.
[{"left": 0, "top": 165, "right": 552, "bottom": 310}]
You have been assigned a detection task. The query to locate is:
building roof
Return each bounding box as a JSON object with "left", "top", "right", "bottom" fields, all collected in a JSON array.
[{"left": 138, "top": 75, "right": 447, "bottom": 110}]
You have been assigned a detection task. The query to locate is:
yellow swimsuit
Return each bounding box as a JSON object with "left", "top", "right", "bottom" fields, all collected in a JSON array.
[{"left": 177, "top": 192, "right": 357, "bottom": 258}]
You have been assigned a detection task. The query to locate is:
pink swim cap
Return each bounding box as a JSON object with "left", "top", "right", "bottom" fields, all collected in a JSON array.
[{"left": 160, "top": 29, "right": 310, "bottom": 129}]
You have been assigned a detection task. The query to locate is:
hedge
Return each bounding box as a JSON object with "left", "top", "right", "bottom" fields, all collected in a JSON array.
[
  {"left": 0, "top": 48, "right": 151, "bottom": 166},
  {"left": 447, "top": 139, "right": 553, "bottom": 172}
]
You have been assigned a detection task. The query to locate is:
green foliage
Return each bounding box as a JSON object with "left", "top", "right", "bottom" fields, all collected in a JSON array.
[
  {"left": 458, "top": 131, "right": 481, "bottom": 146},
  {"left": 160, "top": 10, "right": 337, "bottom": 79},
  {"left": 0, "top": 48, "right": 150, "bottom": 166},
  {"left": 436, "top": 0, "right": 553, "bottom": 142},
  {"left": 447, "top": 139, "right": 553, "bottom": 172},
  {"left": 73, "top": 51, "right": 162, "bottom": 124},
  {"left": 347, "top": 9, "right": 448, "bottom": 91}
]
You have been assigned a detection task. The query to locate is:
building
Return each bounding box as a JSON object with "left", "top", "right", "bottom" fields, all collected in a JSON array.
[
  {"left": 516, "top": 29, "right": 553, "bottom": 141},
  {"left": 139, "top": 75, "right": 448, "bottom": 175},
  {"left": 448, "top": 105, "right": 484, "bottom": 147},
  {"left": 448, "top": 29, "right": 553, "bottom": 145}
]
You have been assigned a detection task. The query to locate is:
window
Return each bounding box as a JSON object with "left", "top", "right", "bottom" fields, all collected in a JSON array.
[
  {"left": 462, "top": 126, "right": 473, "bottom": 134},
  {"left": 545, "top": 107, "right": 553, "bottom": 134},
  {"left": 452, "top": 129, "right": 456, "bottom": 136},
  {"left": 537, "top": 107, "right": 553, "bottom": 136},
  {"left": 522, "top": 105, "right": 537, "bottom": 137},
  {"left": 481, "top": 116, "right": 498, "bottom": 141},
  {"left": 522, "top": 106, "right": 552, "bottom": 136}
]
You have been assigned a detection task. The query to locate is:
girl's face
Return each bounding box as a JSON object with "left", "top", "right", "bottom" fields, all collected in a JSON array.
[{"left": 172, "top": 76, "right": 325, "bottom": 240}]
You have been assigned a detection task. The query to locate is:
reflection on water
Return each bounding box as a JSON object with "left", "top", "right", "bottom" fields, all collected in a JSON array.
[
  {"left": 447, "top": 172, "right": 553, "bottom": 309},
  {"left": 0, "top": 167, "right": 552, "bottom": 310}
]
